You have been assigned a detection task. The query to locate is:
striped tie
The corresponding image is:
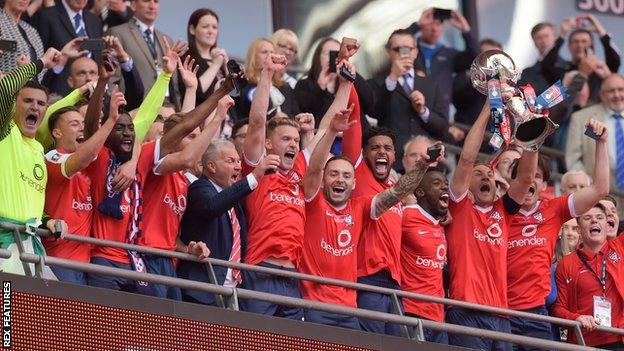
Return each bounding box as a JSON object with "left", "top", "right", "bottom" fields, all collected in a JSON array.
[
  {"left": 228, "top": 208, "right": 242, "bottom": 284},
  {"left": 615, "top": 114, "right": 624, "bottom": 189},
  {"left": 73, "top": 13, "right": 86, "bottom": 37},
  {"left": 401, "top": 72, "right": 412, "bottom": 95}
]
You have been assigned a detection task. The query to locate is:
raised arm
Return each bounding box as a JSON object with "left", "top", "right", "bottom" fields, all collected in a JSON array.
[
  {"left": 450, "top": 100, "right": 489, "bottom": 197},
  {"left": 243, "top": 54, "right": 287, "bottom": 164},
  {"left": 133, "top": 39, "right": 188, "bottom": 144},
  {"left": 506, "top": 150, "right": 537, "bottom": 205},
  {"left": 0, "top": 52, "right": 53, "bottom": 139},
  {"left": 570, "top": 119, "right": 610, "bottom": 214},
  {"left": 84, "top": 52, "right": 117, "bottom": 140},
  {"left": 36, "top": 86, "right": 86, "bottom": 150},
  {"left": 342, "top": 84, "right": 362, "bottom": 162},
  {"left": 64, "top": 92, "right": 126, "bottom": 177},
  {"left": 159, "top": 74, "right": 234, "bottom": 159},
  {"left": 156, "top": 95, "right": 233, "bottom": 175},
  {"left": 178, "top": 55, "right": 199, "bottom": 113},
  {"left": 303, "top": 105, "right": 355, "bottom": 200},
  {"left": 373, "top": 150, "right": 439, "bottom": 216}
]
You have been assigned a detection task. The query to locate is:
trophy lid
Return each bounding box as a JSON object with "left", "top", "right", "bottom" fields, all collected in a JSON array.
[{"left": 470, "top": 50, "right": 520, "bottom": 95}]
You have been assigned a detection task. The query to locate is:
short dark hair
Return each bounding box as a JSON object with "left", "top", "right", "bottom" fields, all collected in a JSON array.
[
  {"left": 603, "top": 194, "right": 618, "bottom": 207},
  {"left": 386, "top": 28, "right": 414, "bottom": 49},
  {"left": 362, "top": 126, "right": 396, "bottom": 149},
  {"left": 20, "top": 80, "right": 49, "bottom": 96},
  {"left": 509, "top": 153, "right": 551, "bottom": 182},
  {"left": 231, "top": 118, "right": 249, "bottom": 138},
  {"left": 163, "top": 112, "right": 186, "bottom": 135},
  {"left": 324, "top": 155, "right": 354, "bottom": 170},
  {"left": 48, "top": 106, "right": 80, "bottom": 132},
  {"left": 569, "top": 28, "right": 594, "bottom": 47},
  {"left": 479, "top": 38, "right": 503, "bottom": 50},
  {"left": 530, "top": 22, "right": 555, "bottom": 37}
]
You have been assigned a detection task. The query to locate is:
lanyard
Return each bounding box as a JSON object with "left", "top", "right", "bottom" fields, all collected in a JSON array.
[{"left": 577, "top": 250, "right": 608, "bottom": 296}]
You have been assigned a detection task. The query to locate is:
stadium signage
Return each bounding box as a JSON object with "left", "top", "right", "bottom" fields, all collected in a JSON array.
[{"left": 576, "top": 0, "right": 624, "bottom": 15}]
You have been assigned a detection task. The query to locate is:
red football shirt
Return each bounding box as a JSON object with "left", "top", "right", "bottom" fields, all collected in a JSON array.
[
  {"left": 243, "top": 151, "right": 308, "bottom": 265},
  {"left": 43, "top": 148, "right": 93, "bottom": 262},
  {"left": 140, "top": 169, "right": 189, "bottom": 251},
  {"left": 446, "top": 190, "right": 511, "bottom": 308},
  {"left": 86, "top": 141, "right": 159, "bottom": 263},
  {"left": 553, "top": 235, "right": 624, "bottom": 346},
  {"left": 401, "top": 205, "right": 446, "bottom": 322},
  {"left": 352, "top": 154, "right": 403, "bottom": 284},
  {"left": 508, "top": 195, "right": 573, "bottom": 310},
  {"left": 299, "top": 193, "right": 374, "bottom": 307}
]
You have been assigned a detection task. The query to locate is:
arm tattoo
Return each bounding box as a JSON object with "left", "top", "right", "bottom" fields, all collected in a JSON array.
[{"left": 374, "top": 160, "right": 428, "bottom": 216}]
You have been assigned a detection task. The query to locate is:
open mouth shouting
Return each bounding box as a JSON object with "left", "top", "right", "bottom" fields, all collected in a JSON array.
[
  {"left": 76, "top": 134, "right": 85, "bottom": 143},
  {"left": 479, "top": 181, "right": 492, "bottom": 196},
  {"left": 331, "top": 184, "right": 346, "bottom": 196},
  {"left": 120, "top": 138, "right": 133, "bottom": 152},
  {"left": 607, "top": 218, "right": 616, "bottom": 232},
  {"left": 231, "top": 171, "right": 241, "bottom": 183},
  {"left": 589, "top": 225, "right": 602, "bottom": 236},
  {"left": 439, "top": 193, "right": 450, "bottom": 209},
  {"left": 24, "top": 113, "right": 38, "bottom": 128},
  {"left": 374, "top": 157, "right": 389, "bottom": 175},
  {"left": 283, "top": 150, "right": 296, "bottom": 162}
]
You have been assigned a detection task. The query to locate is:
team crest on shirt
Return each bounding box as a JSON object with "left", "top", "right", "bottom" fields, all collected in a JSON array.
[
  {"left": 344, "top": 214, "right": 354, "bottom": 227},
  {"left": 328, "top": 212, "right": 354, "bottom": 227},
  {"left": 490, "top": 211, "right": 502, "bottom": 222},
  {"left": 50, "top": 151, "right": 61, "bottom": 162},
  {"left": 533, "top": 212, "right": 544, "bottom": 222},
  {"left": 608, "top": 250, "right": 621, "bottom": 264}
]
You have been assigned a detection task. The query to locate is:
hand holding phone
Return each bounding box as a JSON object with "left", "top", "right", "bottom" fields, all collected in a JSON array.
[
  {"left": 584, "top": 125, "right": 603, "bottom": 141},
  {"left": 426, "top": 144, "right": 443, "bottom": 162},
  {"left": 0, "top": 40, "right": 17, "bottom": 53},
  {"left": 226, "top": 59, "right": 248, "bottom": 95},
  {"left": 433, "top": 8, "right": 452, "bottom": 21},
  {"left": 80, "top": 39, "right": 106, "bottom": 52},
  {"left": 328, "top": 50, "right": 339, "bottom": 73}
]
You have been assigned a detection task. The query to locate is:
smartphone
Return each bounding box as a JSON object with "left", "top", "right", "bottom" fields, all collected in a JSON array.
[
  {"left": 584, "top": 125, "right": 602, "bottom": 141},
  {"left": 576, "top": 16, "right": 589, "bottom": 29},
  {"left": 226, "top": 59, "right": 248, "bottom": 94},
  {"left": 427, "top": 145, "right": 442, "bottom": 161},
  {"left": 80, "top": 39, "right": 106, "bottom": 51},
  {"left": 0, "top": 40, "right": 17, "bottom": 52},
  {"left": 339, "top": 65, "right": 355, "bottom": 82},
  {"left": 399, "top": 47, "right": 411, "bottom": 58},
  {"left": 433, "top": 8, "right": 452, "bottom": 21},
  {"left": 328, "top": 50, "right": 339, "bottom": 73},
  {"left": 585, "top": 47, "right": 595, "bottom": 57}
]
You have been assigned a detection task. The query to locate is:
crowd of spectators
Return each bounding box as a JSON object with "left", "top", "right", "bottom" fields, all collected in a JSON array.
[{"left": 2, "top": 1, "right": 624, "bottom": 349}]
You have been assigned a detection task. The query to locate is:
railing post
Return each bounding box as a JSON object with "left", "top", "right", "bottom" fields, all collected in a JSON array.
[
  {"left": 390, "top": 292, "right": 416, "bottom": 340},
  {"left": 228, "top": 287, "right": 240, "bottom": 311},
  {"left": 12, "top": 228, "right": 32, "bottom": 277},
  {"left": 34, "top": 254, "right": 44, "bottom": 278},
  {"left": 574, "top": 325, "right": 586, "bottom": 346},
  {"left": 205, "top": 262, "right": 225, "bottom": 308}
]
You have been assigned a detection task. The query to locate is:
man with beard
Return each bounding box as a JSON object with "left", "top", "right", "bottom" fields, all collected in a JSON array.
[
  {"left": 553, "top": 203, "right": 624, "bottom": 349},
  {"left": 507, "top": 119, "right": 609, "bottom": 348},
  {"left": 444, "top": 100, "right": 538, "bottom": 350},
  {"left": 299, "top": 68, "right": 439, "bottom": 329},
  {"left": 0, "top": 48, "right": 69, "bottom": 276},
  {"left": 401, "top": 166, "right": 450, "bottom": 343},
  {"left": 240, "top": 53, "right": 321, "bottom": 319},
  {"left": 85, "top": 39, "right": 190, "bottom": 293},
  {"left": 342, "top": 88, "right": 406, "bottom": 336}
]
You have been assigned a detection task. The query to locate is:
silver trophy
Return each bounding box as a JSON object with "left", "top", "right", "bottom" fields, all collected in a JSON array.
[{"left": 470, "top": 50, "right": 558, "bottom": 151}]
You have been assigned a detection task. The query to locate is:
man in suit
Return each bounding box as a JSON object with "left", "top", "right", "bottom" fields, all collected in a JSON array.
[
  {"left": 518, "top": 22, "right": 563, "bottom": 95},
  {"left": 566, "top": 74, "right": 624, "bottom": 194},
  {"left": 34, "top": 0, "right": 103, "bottom": 95},
  {"left": 107, "top": 0, "right": 181, "bottom": 110},
  {"left": 405, "top": 7, "right": 477, "bottom": 108},
  {"left": 176, "top": 140, "right": 279, "bottom": 306},
  {"left": 369, "top": 29, "right": 448, "bottom": 172}
]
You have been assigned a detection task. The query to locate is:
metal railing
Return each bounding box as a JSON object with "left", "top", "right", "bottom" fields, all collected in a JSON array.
[{"left": 2, "top": 221, "right": 623, "bottom": 350}]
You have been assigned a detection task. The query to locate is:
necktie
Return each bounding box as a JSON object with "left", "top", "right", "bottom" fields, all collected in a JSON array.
[
  {"left": 614, "top": 114, "right": 624, "bottom": 189},
  {"left": 73, "top": 13, "right": 87, "bottom": 37},
  {"left": 401, "top": 72, "right": 412, "bottom": 95},
  {"left": 143, "top": 28, "right": 157, "bottom": 59},
  {"left": 228, "top": 208, "right": 242, "bottom": 285}
]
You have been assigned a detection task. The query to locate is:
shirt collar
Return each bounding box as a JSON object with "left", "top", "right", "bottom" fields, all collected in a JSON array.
[
  {"left": 607, "top": 107, "right": 624, "bottom": 118},
  {"left": 404, "top": 204, "right": 439, "bottom": 225},
  {"left": 184, "top": 172, "right": 198, "bottom": 184},
  {"left": 62, "top": 0, "right": 82, "bottom": 21},
  {"left": 208, "top": 178, "right": 223, "bottom": 193},
  {"left": 134, "top": 18, "right": 155, "bottom": 35}
]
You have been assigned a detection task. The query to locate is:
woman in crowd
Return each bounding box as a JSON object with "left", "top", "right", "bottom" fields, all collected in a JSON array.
[
  {"left": 270, "top": 29, "right": 300, "bottom": 89},
  {"left": 233, "top": 38, "right": 299, "bottom": 119},
  {"left": 0, "top": 0, "right": 44, "bottom": 78},
  {"left": 294, "top": 37, "right": 372, "bottom": 129},
  {"left": 182, "top": 8, "right": 228, "bottom": 105}
]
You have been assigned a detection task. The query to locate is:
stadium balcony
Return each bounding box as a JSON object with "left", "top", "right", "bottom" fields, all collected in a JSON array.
[{"left": 0, "top": 221, "right": 621, "bottom": 351}]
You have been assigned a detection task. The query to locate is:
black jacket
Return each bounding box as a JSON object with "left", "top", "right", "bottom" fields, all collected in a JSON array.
[
  {"left": 177, "top": 175, "right": 253, "bottom": 305},
  {"left": 369, "top": 73, "right": 449, "bottom": 171}
]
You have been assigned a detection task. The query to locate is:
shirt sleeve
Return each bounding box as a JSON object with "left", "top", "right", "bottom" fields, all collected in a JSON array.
[
  {"left": 134, "top": 72, "right": 172, "bottom": 143},
  {"left": 551, "top": 260, "right": 582, "bottom": 321},
  {"left": 384, "top": 76, "right": 398, "bottom": 91},
  {"left": 36, "top": 89, "right": 83, "bottom": 151},
  {"left": 0, "top": 61, "right": 42, "bottom": 141}
]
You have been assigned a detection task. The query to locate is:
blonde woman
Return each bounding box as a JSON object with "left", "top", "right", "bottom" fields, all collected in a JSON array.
[
  {"left": 270, "top": 29, "right": 300, "bottom": 88},
  {"left": 233, "top": 38, "right": 300, "bottom": 119}
]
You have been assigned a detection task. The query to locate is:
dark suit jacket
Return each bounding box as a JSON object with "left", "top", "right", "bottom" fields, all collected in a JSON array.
[
  {"left": 107, "top": 20, "right": 182, "bottom": 110},
  {"left": 176, "top": 175, "right": 253, "bottom": 305},
  {"left": 518, "top": 60, "right": 555, "bottom": 95},
  {"left": 294, "top": 73, "right": 373, "bottom": 130},
  {"left": 34, "top": 1, "right": 103, "bottom": 95},
  {"left": 232, "top": 83, "right": 300, "bottom": 121},
  {"left": 369, "top": 74, "right": 449, "bottom": 172}
]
